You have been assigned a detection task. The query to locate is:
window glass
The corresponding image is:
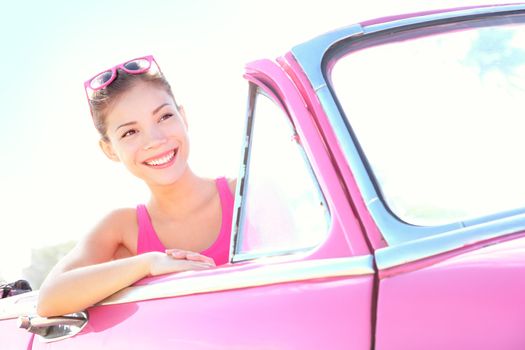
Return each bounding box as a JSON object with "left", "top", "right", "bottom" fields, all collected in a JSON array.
[
  {"left": 331, "top": 20, "right": 525, "bottom": 226},
  {"left": 235, "top": 90, "right": 329, "bottom": 258}
]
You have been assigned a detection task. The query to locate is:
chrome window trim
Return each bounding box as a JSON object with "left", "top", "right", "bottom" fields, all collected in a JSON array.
[
  {"left": 228, "top": 84, "right": 256, "bottom": 262},
  {"left": 230, "top": 84, "right": 331, "bottom": 263},
  {"left": 291, "top": 4, "right": 525, "bottom": 247},
  {"left": 232, "top": 245, "right": 319, "bottom": 263},
  {"left": 99, "top": 255, "right": 374, "bottom": 306},
  {"left": 375, "top": 212, "right": 525, "bottom": 271},
  {"left": 364, "top": 4, "right": 525, "bottom": 33}
]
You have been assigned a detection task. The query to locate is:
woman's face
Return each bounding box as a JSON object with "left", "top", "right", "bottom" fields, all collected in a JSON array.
[{"left": 100, "top": 81, "right": 190, "bottom": 186}]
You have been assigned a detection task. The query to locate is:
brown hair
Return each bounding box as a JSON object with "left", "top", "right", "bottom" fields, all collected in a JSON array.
[{"left": 88, "top": 70, "right": 177, "bottom": 141}]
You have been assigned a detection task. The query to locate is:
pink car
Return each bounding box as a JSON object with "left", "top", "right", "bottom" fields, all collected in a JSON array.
[{"left": 2, "top": 3, "right": 525, "bottom": 349}]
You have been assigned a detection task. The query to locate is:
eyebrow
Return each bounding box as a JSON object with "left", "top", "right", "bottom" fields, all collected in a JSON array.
[
  {"left": 115, "top": 121, "right": 137, "bottom": 132},
  {"left": 152, "top": 102, "right": 170, "bottom": 115},
  {"left": 114, "top": 103, "right": 172, "bottom": 132}
]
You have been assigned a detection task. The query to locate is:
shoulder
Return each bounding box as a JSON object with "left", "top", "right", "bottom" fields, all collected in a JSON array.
[
  {"left": 86, "top": 208, "right": 137, "bottom": 250},
  {"left": 98, "top": 208, "right": 137, "bottom": 228},
  {"left": 51, "top": 208, "right": 138, "bottom": 272}
]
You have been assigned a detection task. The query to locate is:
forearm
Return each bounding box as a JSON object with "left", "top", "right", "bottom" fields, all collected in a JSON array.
[{"left": 37, "top": 254, "right": 151, "bottom": 317}]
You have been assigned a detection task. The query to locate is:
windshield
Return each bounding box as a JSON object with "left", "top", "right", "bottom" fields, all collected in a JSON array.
[{"left": 331, "top": 15, "right": 525, "bottom": 226}]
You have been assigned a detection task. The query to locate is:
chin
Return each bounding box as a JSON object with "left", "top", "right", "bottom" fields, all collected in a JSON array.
[{"left": 147, "top": 168, "right": 188, "bottom": 187}]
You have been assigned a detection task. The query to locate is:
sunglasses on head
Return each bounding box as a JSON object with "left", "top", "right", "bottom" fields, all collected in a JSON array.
[{"left": 84, "top": 55, "right": 161, "bottom": 100}]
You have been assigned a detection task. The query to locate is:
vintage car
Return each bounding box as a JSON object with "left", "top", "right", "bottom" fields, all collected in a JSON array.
[{"left": 2, "top": 3, "right": 525, "bottom": 349}]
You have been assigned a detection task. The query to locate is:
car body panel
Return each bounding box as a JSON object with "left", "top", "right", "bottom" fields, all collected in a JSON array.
[
  {"left": 32, "top": 273, "right": 374, "bottom": 349},
  {"left": 0, "top": 292, "right": 37, "bottom": 349},
  {"left": 0, "top": 318, "right": 34, "bottom": 349},
  {"left": 375, "top": 235, "right": 525, "bottom": 349}
]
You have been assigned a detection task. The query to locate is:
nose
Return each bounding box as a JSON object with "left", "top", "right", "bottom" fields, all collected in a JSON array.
[{"left": 143, "top": 127, "right": 168, "bottom": 150}]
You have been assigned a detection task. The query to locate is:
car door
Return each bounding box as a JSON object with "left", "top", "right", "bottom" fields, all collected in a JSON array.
[{"left": 27, "top": 59, "right": 376, "bottom": 349}]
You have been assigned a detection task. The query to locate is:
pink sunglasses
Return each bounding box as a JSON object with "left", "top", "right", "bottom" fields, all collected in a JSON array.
[{"left": 84, "top": 55, "right": 161, "bottom": 100}]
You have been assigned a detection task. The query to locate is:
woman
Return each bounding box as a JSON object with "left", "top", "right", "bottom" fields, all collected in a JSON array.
[{"left": 37, "top": 55, "right": 236, "bottom": 317}]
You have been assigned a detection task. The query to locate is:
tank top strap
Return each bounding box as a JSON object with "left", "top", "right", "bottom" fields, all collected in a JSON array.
[
  {"left": 200, "top": 177, "right": 234, "bottom": 264},
  {"left": 136, "top": 204, "right": 166, "bottom": 254},
  {"left": 216, "top": 176, "right": 234, "bottom": 210}
]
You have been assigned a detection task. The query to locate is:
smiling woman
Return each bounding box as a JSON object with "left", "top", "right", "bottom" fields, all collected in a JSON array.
[{"left": 36, "top": 55, "right": 236, "bottom": 317}]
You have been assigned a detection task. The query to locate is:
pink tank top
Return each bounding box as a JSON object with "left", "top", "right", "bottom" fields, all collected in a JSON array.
[{"left": 136, "top": 177, "right": 234, "bottom": 265}]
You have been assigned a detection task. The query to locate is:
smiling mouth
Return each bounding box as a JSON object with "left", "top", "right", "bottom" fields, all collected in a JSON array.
[{"left": 143, "top": 149, "right": 178, "bottom": 167}]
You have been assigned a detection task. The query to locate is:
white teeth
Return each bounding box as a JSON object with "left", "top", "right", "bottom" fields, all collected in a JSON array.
[{"left": 145, "top": 151, "right": 175, "bottom": 166}]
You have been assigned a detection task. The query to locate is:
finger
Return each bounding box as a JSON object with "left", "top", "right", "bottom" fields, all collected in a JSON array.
[
  {"left": 186, "top": 253, "right": 215, "bottom": 265},
  {"left": 174, "top": 260, "right": 214, "bottom": 273},
  {"left": 165, "top": 249, "right": 215, "bottom": 265},
  {"left": 173, "top": 251, "right": 188, "bottom": 259},
  {"left": 165, "top": 249, "right": 188, "bottom": 259}
]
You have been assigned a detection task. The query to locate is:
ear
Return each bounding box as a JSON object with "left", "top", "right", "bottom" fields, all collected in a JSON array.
[
  {"left": 99, "top": 139, "right": 120, "bottom": 162},
  {"left": 178, "top": 105, "right": 188, "bottom": 129}
]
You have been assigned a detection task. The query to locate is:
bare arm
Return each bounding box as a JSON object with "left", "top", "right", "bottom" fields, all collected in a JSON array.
[{"left": 37, "top": 209, "right": 214, "bottom": 317}]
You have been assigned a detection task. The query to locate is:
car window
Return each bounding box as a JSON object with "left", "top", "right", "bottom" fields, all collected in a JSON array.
[
  {"left": 331, "top": 19, "right": 525, "bottom": 227},
  {"left": 233, "top": 88, "right": 329, "bottom": 260}
]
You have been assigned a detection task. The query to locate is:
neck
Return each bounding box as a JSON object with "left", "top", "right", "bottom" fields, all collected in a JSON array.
[{"left": 146, "top": 167, "right": 210, "bottom": 220}]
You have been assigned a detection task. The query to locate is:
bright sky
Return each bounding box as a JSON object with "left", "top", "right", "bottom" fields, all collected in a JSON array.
[{"left": 0, "top": 0, "right": 498, "bottom": 281}]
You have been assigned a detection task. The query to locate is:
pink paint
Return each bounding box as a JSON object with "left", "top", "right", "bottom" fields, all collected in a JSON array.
[
  {"left": 375, "top": 235, "right": 525, "bottom": 349},
  {"left": 31, "top": 275, "right": 374, "bottom": 350},
  {"left": 0, "top": 319, "right": 34, "bottom": 349},
  {"left": 277, "top": 53, "right": 387, "bottom": 251}
]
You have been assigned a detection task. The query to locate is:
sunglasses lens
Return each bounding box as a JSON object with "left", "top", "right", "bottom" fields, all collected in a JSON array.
[
  {"left": 123, "top": 58, "right": 150, "bottom": 72},
  {"left": 90, "top": 70, "right": 113, "bottom": 89}
]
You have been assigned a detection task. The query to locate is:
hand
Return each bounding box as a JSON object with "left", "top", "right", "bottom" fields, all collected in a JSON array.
[
  {"left": 145, "top": 251, "right": 215, "bottom": 277},
  {"left": 165, "top": 248, "right": 216, "bottom": 266}
]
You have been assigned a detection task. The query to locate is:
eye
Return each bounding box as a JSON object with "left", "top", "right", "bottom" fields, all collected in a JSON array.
[
  {"left": 159, "top": 113, "right": 174, "bottom": 122},
  {"left": 121, "top": 129, "right": 137, "bottom": 139}
]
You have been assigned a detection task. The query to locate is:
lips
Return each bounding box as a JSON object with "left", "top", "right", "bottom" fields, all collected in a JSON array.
[{"left": 143, "top": 148, "right": 178, "bottom": 167}]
